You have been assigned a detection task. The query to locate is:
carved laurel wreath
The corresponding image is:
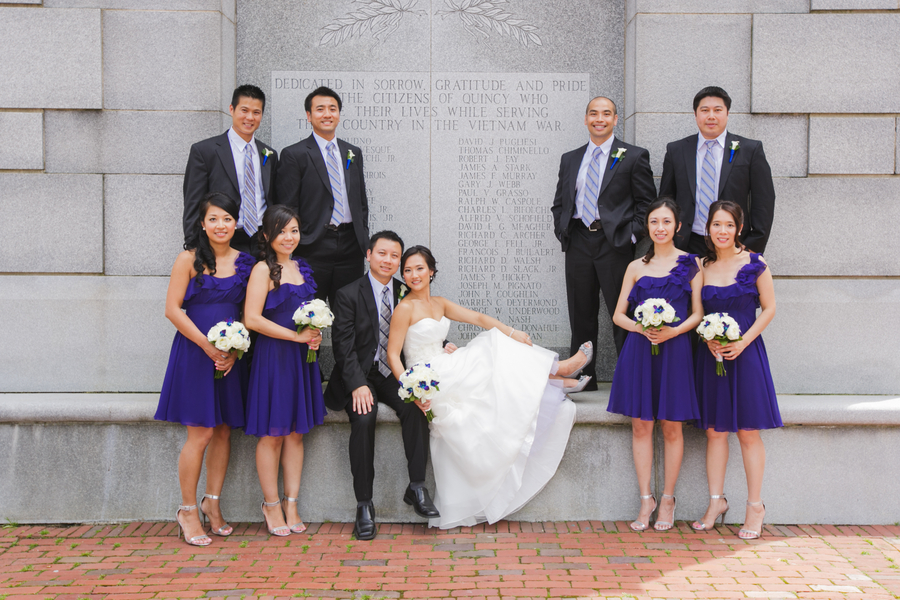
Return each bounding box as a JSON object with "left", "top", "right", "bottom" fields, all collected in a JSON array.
[{"left": 320, "top": 0, "right": 542, "bottom": 47}]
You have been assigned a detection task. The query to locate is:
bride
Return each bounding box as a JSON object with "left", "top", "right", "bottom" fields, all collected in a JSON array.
[{"left": 386, "top": 245, "right": 590, "bottom": 528}]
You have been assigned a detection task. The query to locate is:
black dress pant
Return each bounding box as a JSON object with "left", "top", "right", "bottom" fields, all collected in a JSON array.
[
  {"left": 564, "top": 221, "right": 633, "bottom": 379},
  {"left": 687, "top": 232, "right": 710, "bottom": 257},
  {"left": 230, "top": 228, "right": 261, "bottom": 260},
  {"left": 298, "top": 226, "right": 365, "bottom": 305},
  {"left": 344, "top": 364, "right": 430, "bottom": 502}
]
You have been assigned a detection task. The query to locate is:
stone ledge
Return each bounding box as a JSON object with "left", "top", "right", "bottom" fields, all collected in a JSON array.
[{"left": 2, "top": 388, "right": 898, "bottom": 426}]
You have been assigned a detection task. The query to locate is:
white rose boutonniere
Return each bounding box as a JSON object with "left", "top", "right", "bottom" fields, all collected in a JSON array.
[
  {"left": 729, "top": 141, "right": 739, "bottom": 163},
  {"left": 610, "top": 147, "right": 626, "bottom": 169},
  {"left": 398, "top": 283, "right": 409, "bottom": 300},
  {"left": 345, "top": 149, "right": 355, "bottom": 170},
  {"left": 261, "top": 148, "right": 274, "bottom": 166}
]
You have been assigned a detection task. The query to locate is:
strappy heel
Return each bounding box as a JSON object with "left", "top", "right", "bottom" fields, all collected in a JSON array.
[
  {"left": 200, "top": 494, "right": 233, "bottom": 537},
  {"left": 261, "top": 500, "right": 291, "bottom": 537},
  {"left": 738, "top": 500, "right": 766, "bottom": 540},
  {"left": 654, "top": 494, "right": 677, "bottom": 531},
  {"left": 281, "top": 496, "right": 308, "bottom": 534},
  {"left": 691, "top": 494, "right": 728, "bottom": 531},
  {"left": 629, "top": 494, "right": 656, "bottom": 531},
  {"left": 175, "top": 504, "right": 212, "bottom": 547},
  {"left": 563, "top": 375, "right": 591, "bottom": 393}
]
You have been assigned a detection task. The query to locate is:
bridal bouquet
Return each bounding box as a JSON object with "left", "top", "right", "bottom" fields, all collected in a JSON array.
[
  {"left": 398, "top": 362, "right": 440, "bottom": 423},
  {"left": 292, "top": 299, "right": 334, "bottom": 362},
  {"left": 206, "top": 319, "right": 251, "bottom": 379},
  {"left": 633, "top": 298, "right": 680, "bottom": 355},
  {"left": 696, "top": 312, "right": 742, "bottom": 376}
]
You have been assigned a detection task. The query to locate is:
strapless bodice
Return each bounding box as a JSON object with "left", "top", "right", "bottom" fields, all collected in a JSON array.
[{"left": 403, "top": 316, "right": 451, "bottom": 365}]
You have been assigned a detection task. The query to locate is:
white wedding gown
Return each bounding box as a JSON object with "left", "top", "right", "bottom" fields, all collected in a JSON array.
[{"left": 403, "top": 317, "right": 576, "bottom": 529}]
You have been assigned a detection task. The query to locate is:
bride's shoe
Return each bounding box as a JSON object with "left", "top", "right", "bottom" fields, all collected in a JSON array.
[
  {"left": 630, "top": 494, "right": 657, "bottom": 531},
  {"left": 176, "top": 504, "right": 212, "bottom": 547},
  {"left": 281, "top": 496, "right": 307, "bottom": 534},
  {"left": 563, "top": 375, "right": 591, "bottom": 394},
  {"left": 200, "top": 494, "right": 233, "bottom": 537},
  {"left": 690, "top": 494, "right": 728, "bottom": 531},
  {"left": 738, "top": 501, "right": 766, "bottom": 540},
  {"left": 559, "top": 342, "right": 593, "bottom": 377},
  {"left": 654, "top": 494, "right": 676, "bottom": 531}
]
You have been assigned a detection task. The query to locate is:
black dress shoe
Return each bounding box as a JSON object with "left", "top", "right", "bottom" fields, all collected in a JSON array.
[
  {"left": 353, "top": 502, "right": 376, "bottom": 541},
  {"left": 403, "top": 485, "right": 440, "bottom": 518}
]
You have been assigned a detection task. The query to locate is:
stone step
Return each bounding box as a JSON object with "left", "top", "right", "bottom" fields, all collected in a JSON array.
[{"left": 1, "top": 389, "right": 898, "bottom": 525}]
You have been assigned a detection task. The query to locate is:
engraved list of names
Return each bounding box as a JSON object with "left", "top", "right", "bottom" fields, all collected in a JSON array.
[{"left": 271, "top": 72, "right": 589, "bottom": 347}]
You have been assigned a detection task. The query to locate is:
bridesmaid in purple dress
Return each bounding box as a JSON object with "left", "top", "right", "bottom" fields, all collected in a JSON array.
[
  {"left": 243, "top": 205, "right": 325, "bottom": 536},
  {"left": 691, "top": 200, "right": 780, "bottom": 540},
  {"left": 155, "top": 192, "right": 254, "bottom": 546},
  {"left": 608, "top": 197, "right": 704, "bottom": 532}
]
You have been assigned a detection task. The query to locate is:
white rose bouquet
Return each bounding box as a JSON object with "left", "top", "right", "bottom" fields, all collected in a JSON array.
[
  {"left": 696, "top": 312, "right": 742, "bottom": 376},
  {"left": 292, "top": 299, "right": 334, "bottom": 362},
  {"left": 398, "top": 362, "right": 440, "bottom": 423},
  {"left": 633, "top": 298, "right": 681, "bottom": 355},
  {"left": 206, "top": 319, "right": 251, "bottom": 379}
]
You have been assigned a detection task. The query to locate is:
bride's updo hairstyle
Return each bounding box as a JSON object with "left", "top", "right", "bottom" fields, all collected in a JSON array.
[
  {"left": 401, "top": 245, "right": 438, "bottom": 282},
  {"left": 703, "top": 199, "right": 744, "bottom": 266},
  {"left": 257, "top": 204, "right": 300, "bottom": 290},
  {"left": 642, "top": 196, "right": 681, "bottom": 265},
  {"left": 186, "top": 191, "right": 240, "bottom": 284}
]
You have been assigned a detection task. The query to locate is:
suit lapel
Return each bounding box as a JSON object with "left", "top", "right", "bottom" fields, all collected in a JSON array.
[
  {"left": 597, "top": 138, "right": 624, "bottom": 198},
  {"left": 686, "top": 134, "right": 698, "bottom": 202},
  {"left": 337, "top": 139, "right": 357, "bottom": 202},
  {"left": 255, "top": 139, "right": 273, "bottom": 198},
  {"left": 718, "top": 132, "right": 737, "bottom": 197},
  {"left": 305, "top": 135, "right": 332, "bottom": 191},
  {"left": 567, "top": 144, "right": 587, "bottom": 206},
  {"left": 360, "top": 276, "right": 378, "bottom": 333},
  {"left": 215, "top": 132, "right": 240, "bottom": 194}
]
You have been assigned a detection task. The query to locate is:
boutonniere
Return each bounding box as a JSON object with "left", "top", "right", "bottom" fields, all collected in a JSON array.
[
  {"left": 728, "top": 141, "right": 739, "bottom": 163},
  {"left": 345, "top": 149, "right": 355, "bottom": 170},
  {"left": 398, "top": 283, "right": 409, "bottom": 300},
  {"left": 261, "top": 148, "right": 274, "bottom": 166},
  {"left": 610, "top": 147, "right": 626, "bottom": 170}
]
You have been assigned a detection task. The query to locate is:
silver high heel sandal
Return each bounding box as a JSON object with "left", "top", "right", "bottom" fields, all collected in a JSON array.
[
  {"left": 654, "top": 494, "right": 677, "bottom": 531},
  {"left": 200, "top": 494, "right": 233, "bottom": 537},
  {"left": 566, "top": 342, "right": 594, "bottom": 378},
  {"left": 176, "top": 504, "right": 212, "bottom": 547},
  {"left": 738, "top": 500, "right": 766, "bottom": 540},
  {"left": 563, "top": 375, "right": 592, "bottom": 394},
  {"left": 630, "top": 494, "right": 657, "bottom": 531},
  {"left": 281, "top": 496, "right": 308, "bottom": 534},
  {"left": 261, "top": 500, "right": 291, "bottom": 537},
  {"left": 691, "top": 494, "right": 728, "bottom": 531}
]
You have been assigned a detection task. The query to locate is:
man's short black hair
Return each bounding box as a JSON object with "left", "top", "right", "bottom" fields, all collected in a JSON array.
[
  {"left": 368, "top": 230, "right": 404, "bottom": 253},
  {"left": 231, "top": 84, "right": 266, "bottom": 112},
  {"left": 693, "top": 86, "right": 731, "bottom": 112},
  {"left": 305, "top": 86, "right": 342, "bottom": 113}
]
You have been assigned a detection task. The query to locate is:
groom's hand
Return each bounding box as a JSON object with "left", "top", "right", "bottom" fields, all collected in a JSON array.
[{"left": 352, "top": 385, "right": 375, "bottom": 415}]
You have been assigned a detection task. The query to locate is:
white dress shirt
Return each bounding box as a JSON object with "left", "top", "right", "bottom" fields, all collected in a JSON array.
[
  {"left": 227, "top": 127, "right": 264, "bottom": 230},
  {"left": 573, "top": 135, "right": 615, "bottom": 222},
  {"left": 369, "top": 272, "right": 393, "bottom": 363},
  {"left": 313, "top": 131, "right": 352, "bottom": 224},
  {"left": 693, "top": 129, "right": 728, "bottom": 235}
]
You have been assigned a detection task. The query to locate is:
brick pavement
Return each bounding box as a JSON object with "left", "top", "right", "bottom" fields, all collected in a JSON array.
[{"left": 1, "top": 520, "right": 899, "bottom": 599}]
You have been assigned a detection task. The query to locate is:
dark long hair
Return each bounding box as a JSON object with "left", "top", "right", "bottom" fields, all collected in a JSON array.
[
  {"left": 702, "top": 200, "right": 745, "bottom": 265},
  {"left": 401, "top": 245, "right": 438, "bottom": 282},
  {"left": 257, "top": 205, "right": 300, "bottom": 289},
  {"left": 185, "top": 192, "right": 240, "bottom": 284},
  {"left": 642, "top": 196, "right": 681, "bottom": 264}
]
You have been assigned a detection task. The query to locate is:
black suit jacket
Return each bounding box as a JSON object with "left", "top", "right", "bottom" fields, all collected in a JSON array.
[
  {"left": 275, "top": 134, "right": 369, "bottom": 255},
  {"left": 324, "top": 275, "right": 403, "bottom": 411},
  {"left": 182, "top": 131, "right": 277, "bottom": 246},
  {"left": 551, "top": 137, "right": 656, "bottom": 252},
  {"left": 659, "top": 132, "right": 775, "bottom": 253}
]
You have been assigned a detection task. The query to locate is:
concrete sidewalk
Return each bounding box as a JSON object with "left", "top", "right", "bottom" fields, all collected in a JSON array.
[{"left": 2, "top": 520, "right": 899, "bottom": 599}]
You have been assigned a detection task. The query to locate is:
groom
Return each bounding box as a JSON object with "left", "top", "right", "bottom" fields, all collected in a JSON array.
[{"left": 325, "top": 230, "right": 439, "bottom": 540}]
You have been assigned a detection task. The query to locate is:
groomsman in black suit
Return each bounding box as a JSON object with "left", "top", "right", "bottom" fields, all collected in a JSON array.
[
  {"left": 325, "top": 231, "right": 439, "bottom": 540},
  {"left": 182, "top": 84, "right": 277, "bottom": 256},
  {"left": 276, "top": 86, "right": 369, "bottom": 304},
  {"left": 551, "top": 97, "right": 656, "bottom": 390},
  {"left": 659, "top": 86, "right": 775, "bottom": 254}
]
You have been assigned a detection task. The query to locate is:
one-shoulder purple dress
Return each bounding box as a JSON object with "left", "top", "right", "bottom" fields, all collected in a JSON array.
[
  {"left": 608, "top": 254, "right": 700, "bottom": 422},
  {"left": 155, "top": 252, "right": 255, "bottom": 428},
  {"left": 244, "top": 259, "right": 325, "bottom": 437},
  {"left": 695, "top": 253, "right": 782, "bottom": 432}
]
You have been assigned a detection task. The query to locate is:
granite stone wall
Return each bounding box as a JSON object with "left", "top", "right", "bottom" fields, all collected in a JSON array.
[{"left": 0, "top": 0, "right": 897, "bottom": 394}]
